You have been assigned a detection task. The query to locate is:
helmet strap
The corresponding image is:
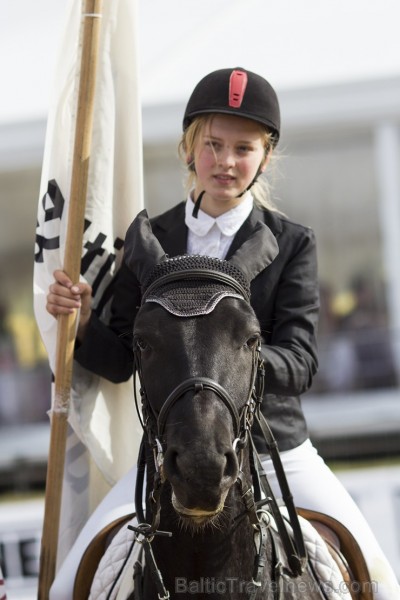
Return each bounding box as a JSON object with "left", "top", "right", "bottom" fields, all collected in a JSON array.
[
  {"left": 236, "top": 163, "right": 263, "bottom": 198},
  {"left": 192, "top": 190, "right": 206, "bottom": 218}
]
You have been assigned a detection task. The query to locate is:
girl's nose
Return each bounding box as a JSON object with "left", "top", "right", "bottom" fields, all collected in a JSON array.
[{"left": 217, "top": 147, "right": 235, "bottom": 168}]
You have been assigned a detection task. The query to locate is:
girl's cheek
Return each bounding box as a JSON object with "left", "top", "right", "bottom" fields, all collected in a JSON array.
[{"left": 198, "top": 152, "right": 215, "bottom": 170}]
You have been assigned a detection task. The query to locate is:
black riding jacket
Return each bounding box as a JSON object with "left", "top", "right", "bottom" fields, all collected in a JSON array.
[{"left": 75, "top": 202, "right": 319, "bottom": 452}]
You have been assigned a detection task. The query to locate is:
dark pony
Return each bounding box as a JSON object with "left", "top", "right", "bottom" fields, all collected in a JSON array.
[
  {"left": 123, "top": 211, "right": 325, "bottom": 600},
  {"left": 75, "top": 211, "right": 372, "bottom": 600}
]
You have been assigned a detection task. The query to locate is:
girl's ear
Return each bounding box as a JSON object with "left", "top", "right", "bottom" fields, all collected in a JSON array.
[
  {"left": 260, "top": 149, "right": 272, "bottom": 173},
  {"left": 187, "top": 155, "right": 196, "bottom": 172}
]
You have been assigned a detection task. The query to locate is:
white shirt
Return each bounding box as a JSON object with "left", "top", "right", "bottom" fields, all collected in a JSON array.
[{"left": 185, "top": 192, "right": 254, "bottom": 259}]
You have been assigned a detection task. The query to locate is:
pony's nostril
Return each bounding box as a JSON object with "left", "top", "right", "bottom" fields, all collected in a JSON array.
[
  {"left": 163, "top": 448, "right": 179, "bottom": 478},
  {"left": 224, "top": 449, "right": 239, "bottom": 481}
]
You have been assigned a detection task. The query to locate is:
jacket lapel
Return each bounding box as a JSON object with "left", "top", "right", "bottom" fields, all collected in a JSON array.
[
  {"left": 225, "top": 205, "right": 282, "bottom": 260},
  {"left": 152, "top": 202, "right": 188, "bottom": 256}
]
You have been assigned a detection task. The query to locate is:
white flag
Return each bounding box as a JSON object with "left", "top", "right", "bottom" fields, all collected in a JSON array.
[{"left": 34, "top": 0, "right": 143, "bottom": 566}]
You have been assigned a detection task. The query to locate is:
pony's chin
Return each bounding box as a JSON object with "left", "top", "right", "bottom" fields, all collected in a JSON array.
[{"left": 172, "top": 494, "right": 224, "bottom": 529}]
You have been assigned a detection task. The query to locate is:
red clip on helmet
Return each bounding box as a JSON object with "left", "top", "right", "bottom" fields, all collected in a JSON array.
[{"left": 183, "top": 67, "right": 280, "bottom": 144}]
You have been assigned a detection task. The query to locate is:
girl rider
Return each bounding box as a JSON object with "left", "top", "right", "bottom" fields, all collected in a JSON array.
[{"left": 48, "top": 68, "right": 400, "bottom": 599}]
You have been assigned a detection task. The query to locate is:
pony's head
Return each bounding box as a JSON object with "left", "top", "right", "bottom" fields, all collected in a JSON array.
[{"left": 125, "top": 210, "right": 278, "bottom": 528}]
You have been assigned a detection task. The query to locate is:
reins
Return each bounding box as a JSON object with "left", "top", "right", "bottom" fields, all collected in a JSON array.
[{"left": 249, "top": 358, "right": 307, "bottom": 577}]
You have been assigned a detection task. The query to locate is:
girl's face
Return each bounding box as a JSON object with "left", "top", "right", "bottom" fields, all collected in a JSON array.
[{"left": 192, "top": 114, "right": 269, "bottom": 216}]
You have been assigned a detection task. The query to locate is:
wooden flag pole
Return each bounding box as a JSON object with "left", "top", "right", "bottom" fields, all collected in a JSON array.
[{"left": 38, "top": 1, "right": 103, "bottom": 597}]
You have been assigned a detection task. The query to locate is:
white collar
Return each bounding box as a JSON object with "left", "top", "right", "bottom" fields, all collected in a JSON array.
[{"left": 185, "top": 192, "right": 254, "bottom": 237}]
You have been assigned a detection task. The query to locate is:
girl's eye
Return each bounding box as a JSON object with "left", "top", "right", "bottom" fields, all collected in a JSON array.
[{"left": 205, "top": 140, "right": 220, "bottom": 150}]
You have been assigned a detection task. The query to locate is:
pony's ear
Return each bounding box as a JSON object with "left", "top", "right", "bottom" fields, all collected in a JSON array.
[
  {"left": 229, "top": 221, "right": 279, "bottom": 282},
  {"left": 124, "top": 209, "right": 167, "bottom": 284}
]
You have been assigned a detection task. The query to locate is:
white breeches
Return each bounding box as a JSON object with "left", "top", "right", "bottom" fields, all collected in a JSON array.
[
  {"left": 261, "top": 439, "right": 400, "bottom": 600},
  {"left": 50, "top": 439, "right": 399, "bottom": 599}
]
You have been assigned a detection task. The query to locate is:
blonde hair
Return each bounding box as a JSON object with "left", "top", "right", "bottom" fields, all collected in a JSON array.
[{"left": 178, "top": 114, "right": 280, "bottom": 211}]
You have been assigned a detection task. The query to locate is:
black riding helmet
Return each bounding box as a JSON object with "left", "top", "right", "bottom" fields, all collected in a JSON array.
[
  {"left": 183, "top": 68, "right": 281, "bottom": 216},
  {"left": 183, "top": 67, "right": 280, "bottom": 144}
]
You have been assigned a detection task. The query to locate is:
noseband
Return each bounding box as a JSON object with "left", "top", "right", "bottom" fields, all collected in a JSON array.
[{"left": 158, "top": 378, "right": 242, "bottom": 439}]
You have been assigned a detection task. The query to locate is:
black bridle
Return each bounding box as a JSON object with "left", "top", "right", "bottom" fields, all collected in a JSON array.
[
  {"left": 134, "top": 267, "right": 259, "bottom": 484},
  {"left": 130, "top": 267, "right": 308, "bottom": 599},
  {"left": 135, "top": 350, "right": 259, "bottom": 448}
]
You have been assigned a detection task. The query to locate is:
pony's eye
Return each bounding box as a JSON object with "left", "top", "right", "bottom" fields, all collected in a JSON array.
[
  {"left": 246, "top": 335, "right": 259, "bottom": 350},
  {"left": 135, "top": 337, "right": 148, "bottom": 351}
]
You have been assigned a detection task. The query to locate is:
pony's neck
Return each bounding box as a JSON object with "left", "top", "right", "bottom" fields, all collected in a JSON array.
[{"left": 143, "top": 464, "right": 259, "bottom": 599}]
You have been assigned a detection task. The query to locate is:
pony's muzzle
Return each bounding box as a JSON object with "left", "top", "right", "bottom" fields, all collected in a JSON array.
[{"left": 163, "top": 443, "right": 239, "bottom": 513}]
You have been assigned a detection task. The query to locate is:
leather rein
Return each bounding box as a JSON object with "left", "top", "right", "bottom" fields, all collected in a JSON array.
[{"left": 130, "top": 268, "right": 308, "bottom": 599}]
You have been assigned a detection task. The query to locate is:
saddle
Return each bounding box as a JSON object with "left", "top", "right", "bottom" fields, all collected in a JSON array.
[
  {"left": 73, "top": 509, "right": 372, "bottom": 600},
  {"left": 297, "top": 508, "right": 373, "bottom": 600},
  {"left": 73, "top": 513, "right": 134, "bottom": 600}
]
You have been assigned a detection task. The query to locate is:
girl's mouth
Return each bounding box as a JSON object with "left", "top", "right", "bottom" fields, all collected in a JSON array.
[{"left": 214, "top": 174, "right": 235, "bottom": 184}]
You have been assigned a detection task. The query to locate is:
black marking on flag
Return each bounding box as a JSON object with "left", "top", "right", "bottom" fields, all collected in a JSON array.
[
  {"left": 81, "top": 232, "right": 107, "bottom": 274},
  {"left": 35, "top": 179, "right": 65, "bottom": 263},
  {"left": 43, "top": 179, "right": 65, "bottom": 221},
  {"left": 91, "top": 253, "right": 116, "bottom": 298}
]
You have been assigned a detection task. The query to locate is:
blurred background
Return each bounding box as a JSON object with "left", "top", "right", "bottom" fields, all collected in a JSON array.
[{"left": 1, "top": 0, "right": 400, "bottom": 597}]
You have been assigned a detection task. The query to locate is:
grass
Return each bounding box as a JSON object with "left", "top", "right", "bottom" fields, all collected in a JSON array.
[{"left": 328, "top": 455, "right": 400, "bottom": 472}]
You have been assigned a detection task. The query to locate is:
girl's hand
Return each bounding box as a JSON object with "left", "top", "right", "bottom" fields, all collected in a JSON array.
[{"left": 46, "top": 269, "right": 92, "bottom": 339}]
